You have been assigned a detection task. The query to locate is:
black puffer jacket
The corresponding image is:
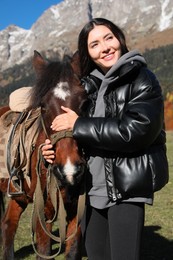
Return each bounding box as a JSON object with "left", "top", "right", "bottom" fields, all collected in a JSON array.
[{"left": 73, "top": 56, "right": 169, "bottom": 202}]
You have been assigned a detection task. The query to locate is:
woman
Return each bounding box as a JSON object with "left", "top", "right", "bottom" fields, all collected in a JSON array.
[{"left": 42, "top": 18, "right": 168, "bottom": 260}]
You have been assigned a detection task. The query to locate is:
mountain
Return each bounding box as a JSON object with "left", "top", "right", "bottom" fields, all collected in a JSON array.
[{"left": 0, "top": 0, "right": 173, "bottom": 72}]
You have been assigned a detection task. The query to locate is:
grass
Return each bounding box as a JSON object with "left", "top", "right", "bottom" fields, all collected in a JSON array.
[
  {"left": 141, "top": 131, "right": 173, "bottom": 260},
  {"left": 1, "top": 131, "right": 173, "bottom": 260}
]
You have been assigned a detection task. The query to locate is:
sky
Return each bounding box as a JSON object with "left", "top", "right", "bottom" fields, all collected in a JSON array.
[{"left": 0, "top": 0, "right": 63, "bottom": 31}]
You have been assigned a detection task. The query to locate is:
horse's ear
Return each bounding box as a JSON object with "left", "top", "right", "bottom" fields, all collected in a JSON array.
[
  {"left": 33, "top": 50, "right": 47, "bottom": 77},
  {"left": 71, "top": 50, "right": 81, "bottom": 78}
]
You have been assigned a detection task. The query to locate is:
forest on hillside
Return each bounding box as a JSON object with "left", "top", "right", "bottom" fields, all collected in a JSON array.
[{"left": 144, "top": 44, "right": 173, "bottom": 97}]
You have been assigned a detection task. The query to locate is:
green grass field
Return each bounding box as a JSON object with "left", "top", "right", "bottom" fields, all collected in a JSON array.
[
  {"left": 141, "top": 131, "right": 173, "bottom": 260},
  {"left": 1, "top": 131, "right": 173, "bottom": 260}
]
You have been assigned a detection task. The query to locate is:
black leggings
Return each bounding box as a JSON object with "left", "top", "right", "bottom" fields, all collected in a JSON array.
[{"left": 81, "top": 202, "right": 145, "bottom": 260}]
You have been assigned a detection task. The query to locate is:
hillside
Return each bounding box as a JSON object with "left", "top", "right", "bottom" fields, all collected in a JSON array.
[
  {"left": 0, "top": 0, "right": 173, "bottom": 107},
  {"left": 129, "top": 27, "right": 173, "bottom": 52}
]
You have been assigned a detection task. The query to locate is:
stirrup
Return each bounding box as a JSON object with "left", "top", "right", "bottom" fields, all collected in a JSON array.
[{"left": 7, "top": 170, "right": 24, "bottom": 197}]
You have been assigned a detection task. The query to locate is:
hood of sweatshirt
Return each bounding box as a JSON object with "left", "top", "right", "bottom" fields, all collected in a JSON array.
[{"left": 91, "top": 50, "right": 147, "bottom": 84}]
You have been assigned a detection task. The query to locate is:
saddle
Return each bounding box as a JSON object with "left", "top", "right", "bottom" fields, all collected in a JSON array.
[{"left": 0, "top": 108, "right": 41, "bottom": 196}]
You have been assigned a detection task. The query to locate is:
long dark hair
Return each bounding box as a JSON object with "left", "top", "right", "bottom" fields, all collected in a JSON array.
[{"left": 78, "top": 18, "right": 129, "bottom": 77}]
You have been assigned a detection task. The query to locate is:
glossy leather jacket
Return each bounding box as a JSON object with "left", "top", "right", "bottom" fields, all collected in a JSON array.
[{"left": 73, "top": 60, "right": 169, "bottom": 201}]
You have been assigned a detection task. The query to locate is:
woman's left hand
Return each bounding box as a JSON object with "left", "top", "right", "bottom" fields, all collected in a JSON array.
[{"left": 51, "top": 106, "right": 79, "bottom": 131}]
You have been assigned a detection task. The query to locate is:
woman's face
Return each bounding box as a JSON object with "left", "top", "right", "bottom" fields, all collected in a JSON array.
[{"left": 87, "top": 25, "right": 121, "bottom": 73}]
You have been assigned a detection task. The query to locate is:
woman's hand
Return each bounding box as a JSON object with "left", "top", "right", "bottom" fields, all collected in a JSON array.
[
  {"left": 51, "top": 106, "right": 79, "bottom": 132},
  {"left": 42, "top": 139, "right": 55, "bottom": 164}
]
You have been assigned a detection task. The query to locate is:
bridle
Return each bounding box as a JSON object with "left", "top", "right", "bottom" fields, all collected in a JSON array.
[
  {"left": 31, "top": 113, "right": 86, "bottom": 259},
  {"left": 50, "top": 130, "right": 73, "bottom": 145}
]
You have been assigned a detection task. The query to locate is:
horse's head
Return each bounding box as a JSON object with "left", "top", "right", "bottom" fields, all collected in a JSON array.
[{"left": 30, "top": 50, "right": 87, "bottom": 186}]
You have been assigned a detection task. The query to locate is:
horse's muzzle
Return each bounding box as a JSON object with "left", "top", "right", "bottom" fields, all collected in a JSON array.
[{"left": 51, "top": 162, "right": 85, "bottom": 186}]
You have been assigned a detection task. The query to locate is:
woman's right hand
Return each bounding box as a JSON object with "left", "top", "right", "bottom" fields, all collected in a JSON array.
[{"left": 42, "top": 139, "right": 55, "bottom": 164}]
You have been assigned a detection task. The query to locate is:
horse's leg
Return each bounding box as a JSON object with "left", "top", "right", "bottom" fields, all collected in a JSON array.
[
  {"left": 35, "top": 220, "right": 53, "bottom": 260},
  {"left": 66, "top": 227, "right": 82, "bottom": 260},
  {"left": 1, "top": 198, "right": 27, "bottom": 260},
  {"left": 65, "top": 217, "right": 82, "bottom": 260},
  {"left": 35, "top": 196, "right": 55, "bottom": 260}
]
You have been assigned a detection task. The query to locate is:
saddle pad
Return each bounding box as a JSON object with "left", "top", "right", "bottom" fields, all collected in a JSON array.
[
  {"left": 0, "top": 109, "right": 41, "bottom": 182},
  {"left": 0, "top": 111, "right": 19, "bottom": 178}
]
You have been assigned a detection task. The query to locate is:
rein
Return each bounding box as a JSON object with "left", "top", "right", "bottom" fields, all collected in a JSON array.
[{"left": 31, "top": 115, "right": 86, "bottom": 259}]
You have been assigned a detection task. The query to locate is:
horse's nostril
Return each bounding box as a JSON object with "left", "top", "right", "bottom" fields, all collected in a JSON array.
[
  {"left": 76, "top": 163, "right": 85, "bottom": 173},
  {"left": 52, "top": 164, "right": 63, "bottom": 178}
]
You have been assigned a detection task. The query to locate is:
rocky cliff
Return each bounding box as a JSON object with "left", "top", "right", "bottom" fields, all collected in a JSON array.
[{"left": 0, "top": 0, "right": 173, "bottom": 72}]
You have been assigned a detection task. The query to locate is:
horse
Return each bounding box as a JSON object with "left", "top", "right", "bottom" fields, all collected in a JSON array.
[{"left": 0, "top": 50, "right": 87, "bottom": 259}]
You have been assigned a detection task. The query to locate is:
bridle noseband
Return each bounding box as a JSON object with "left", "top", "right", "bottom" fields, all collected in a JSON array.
[{"left": 50, "top": 130, "right": 73, "bottom": 146}]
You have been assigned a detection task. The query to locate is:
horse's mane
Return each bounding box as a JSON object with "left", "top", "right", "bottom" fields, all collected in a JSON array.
[{"left": 28, "top": 54, "right": 75, "bottom": 109}]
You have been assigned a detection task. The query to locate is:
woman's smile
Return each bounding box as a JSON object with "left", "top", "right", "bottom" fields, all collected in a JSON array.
[{"left": 102, "top": 52, "right": 115, "bottom": 61}]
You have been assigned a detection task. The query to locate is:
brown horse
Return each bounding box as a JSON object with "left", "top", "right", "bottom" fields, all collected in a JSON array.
[{"left": 0, "top": 51, "right": 87, "bottom": 259}]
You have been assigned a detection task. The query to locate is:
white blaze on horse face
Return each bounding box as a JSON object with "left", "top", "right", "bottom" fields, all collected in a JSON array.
[
  {"left": 64, "top": 157, "right": 76, "bottom": 184},
  {"left": 53, "top": 81, "right": 71, "bottom": 100}
]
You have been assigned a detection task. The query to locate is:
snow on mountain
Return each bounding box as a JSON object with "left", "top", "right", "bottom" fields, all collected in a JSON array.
[
  {"left": 159, "top": 0, "right": 173, "bottom": 31},
  {"left": 0, "top": 0, "right": 173, "bottom": 72}
]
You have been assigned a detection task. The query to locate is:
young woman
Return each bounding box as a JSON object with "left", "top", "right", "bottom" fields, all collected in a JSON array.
[{"left": 42, "top": 18, "right": 168, "bottom": 260}]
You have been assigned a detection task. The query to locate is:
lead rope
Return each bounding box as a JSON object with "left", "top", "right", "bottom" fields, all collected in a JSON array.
[
  {"left": 50, "top": 130, "right": 86, "bottom": 242},
  {"left": 31, "top": 144, "right": 66, "bottom": 259},
  {"left": 31, "top": 131, "right": 86, "bottom": 259}
]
